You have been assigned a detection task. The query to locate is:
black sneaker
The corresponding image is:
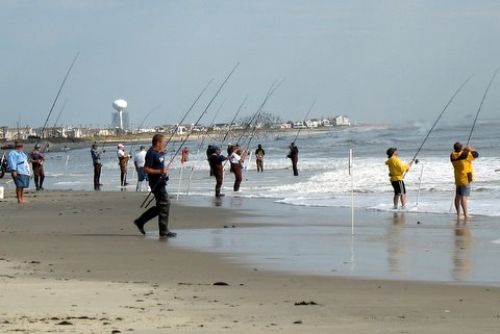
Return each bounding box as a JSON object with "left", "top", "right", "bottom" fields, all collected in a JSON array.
[
  {"left": 160, "top": 231, "right": 177, "bottom": 238},
  {"left": 133, "top": 220, "right": 146, "bottom": 235}
]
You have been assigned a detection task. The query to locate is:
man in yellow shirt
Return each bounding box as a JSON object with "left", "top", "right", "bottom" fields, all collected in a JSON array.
[
  {"left": 450, "top": 142, "right": 479, "bottom": 219},
  {"left": 385, "top": 147, "right": 413, "bottom": 209}
]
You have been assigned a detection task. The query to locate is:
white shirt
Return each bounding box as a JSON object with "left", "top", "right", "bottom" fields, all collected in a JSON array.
[
  {"left": 117, "top": 148, "right": 126, "bottom": 159},
  {"left": 230, "top": 152, "right": 241, "bottom": 164},
  {"left": 134, "top": 150, "right": 147, "bottom": 168}
]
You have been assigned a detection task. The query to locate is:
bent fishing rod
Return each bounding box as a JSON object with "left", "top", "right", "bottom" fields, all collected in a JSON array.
[
  {"left": 140, "top": 62, "right": 240, "bottom": 208},
  {"left": 38, "top": 52, "right": 80, "bottom": 152},
  {"left": 292, "top": 100, "right": 317, "bottom": 144},
  {"left": 220, "top": 96, "right": 248, "bottom": 146},
  {"left": 242, "top": 80, "right": 285, "bottom": 152},
  {"left": 467, "top": 68, "right": 499, "bottom": 146},
  {"left": 405, "top": 74, "right": 475, "bottom": 167}
]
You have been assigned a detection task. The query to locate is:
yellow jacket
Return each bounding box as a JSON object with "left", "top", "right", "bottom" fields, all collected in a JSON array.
[
  {"left": 450, "top": 149, "right": 478, "bottom": 186},
  {"left": 385, "top": 156, "right": 410, "bottom": 181}
]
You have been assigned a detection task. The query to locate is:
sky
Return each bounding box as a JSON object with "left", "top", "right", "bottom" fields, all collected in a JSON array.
[{"left": 1, "top": 0, "right": 500, "bottom": 128}]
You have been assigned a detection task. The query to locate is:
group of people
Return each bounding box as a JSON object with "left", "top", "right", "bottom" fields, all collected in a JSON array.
[
  {"left": 4, "top": 142, "right": 46, "bottom": 203},
  {"left": 385, "top": 142, "right": 479, "bottom": 219}
]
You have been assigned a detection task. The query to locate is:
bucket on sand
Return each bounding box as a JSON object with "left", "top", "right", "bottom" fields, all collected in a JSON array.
[{"left": 0, "top": 186, "right": 4, "bottom": 201}]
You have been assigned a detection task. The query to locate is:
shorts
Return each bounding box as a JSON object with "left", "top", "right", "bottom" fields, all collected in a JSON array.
[
  {"left": 391, "top": 180, "right": 406, "bottom": 195},
  {"left": 136, "top": 167, "right": 147, "bottom": 182},
  {"left": 456, "top": 184, "right": 471, "bottom": 197},
  {"left": 14, "top": 174, "right": 30, "bottom": 188}
]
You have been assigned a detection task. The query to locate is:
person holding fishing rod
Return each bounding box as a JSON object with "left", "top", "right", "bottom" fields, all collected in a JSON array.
[
  {"left": 385, "top": 147, "right": 413, "bottom": 210},
  {"left": 133, "top": 134, "right": 176, "bottom": 238},
  {"left": 7, "top": 142, "right": 31, "bottom": 204},
  {"left": 208, "top": 146, "right": 228, "bottom": 197},
  {"left": 90, "top": 143, "right": 104, "bottom": 191},
  {"left": 450, "top": 142, "right": 479, "bottom": 220},
  {"left": 287, "top": 142, "right": 299, "bottom": 176},
  {"left": 229, "top": 144, "right": 248, "bottom": 192},
  {"left": 117, "top": 144, "right": 131, "bottom": 187}
]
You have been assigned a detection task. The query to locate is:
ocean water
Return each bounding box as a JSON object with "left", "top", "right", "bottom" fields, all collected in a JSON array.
[{"left": 5, "top": 120, "right": 500, "bottom": 217}]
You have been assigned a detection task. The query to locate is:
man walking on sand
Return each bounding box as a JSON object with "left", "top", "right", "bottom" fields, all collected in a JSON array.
[
  {"left": 8, "top": 142, "right": 31, "bottom": 204},
  {"left": 385, "top": 147, "right": 413, "bottom": 210},
  {"left": 451, "top": 142, "right": 479, "bottom": 220},
  {"left": 134, "top": 134, "right": 176, "bottom": 238}
]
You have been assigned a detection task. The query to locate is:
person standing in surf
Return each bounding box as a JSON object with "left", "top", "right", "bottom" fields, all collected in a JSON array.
[
  {"left": 287, "top": 142, "right": 299, "bottom": 176},
  {"left": 90, "top": 143, "right": 103, "bottom": 191},
  {"left": 117, "top": 144, "right": 130, "bottom": 187},
  {"left": 134, "top": 146, "right": 148, "bottom": 192},
  {"left": 255, "top": 144, "right": 265, "bottom": 172},
  {"left": 450, "top": 142, "right": 479, "bottom": 220},
  {"left": 29, "top": 144, "right": 45, "bottom": 191},
  {"left": 230, "top": 145, "right": 246, "bottom": 192},
  {"left": 8, "top": 142, "right": 31, "bottom": 204},
  {"left": 385, "top": 147, "right": 412, "bottom": 209},
  {"left": 134, "top": 134, "right": 176, "bottom": 238},
  {"left": 208, "top": 146, "right": 227, "bottom": 198}
]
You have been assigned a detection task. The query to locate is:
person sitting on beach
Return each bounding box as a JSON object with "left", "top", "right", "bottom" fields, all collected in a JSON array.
[
  {"left": 207, "top": 146, "right": 227, "bottom": 198},
  {"left": 134, "top": 146, "right": 148, "bottom": 192},
  {"left": 134, "top": 134, "right": 176, "bottom": 238},
  {"left": 229, "top": 145, "right": 247, "bottom": 192},
  {"left": 450, "top": 142, "right": 479, "bottom": 220},
  {"left": 255, "top": 144, "right": 265, "bottom": 172},
  {"left": 117, "top": 144, "right": 130, "bottom": 187},
  {"left": 90, "top": 143, "right": 103, "bottom": 191},
  {"left": 287, "top": 142, "right": 299, "bottom": 176},
  {"left": 8, "top": 142, "right": 31, "bottom": 204},
  {"left": 385, "top": 147, "right": 412, "bottom": 210},
  {"left": 29, "top": 144, "right": 45, "bottom": 191}
]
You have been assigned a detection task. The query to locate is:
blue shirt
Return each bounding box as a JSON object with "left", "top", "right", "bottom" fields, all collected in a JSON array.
[
  {"left": 8, "top": 150, "right": 30, "bottom": 176},
  {"left": 145, "top": 148, "right": 166, "bottom": 187},
  {"left": 91, "top": 148, "right": 101, "bottom": 164}
]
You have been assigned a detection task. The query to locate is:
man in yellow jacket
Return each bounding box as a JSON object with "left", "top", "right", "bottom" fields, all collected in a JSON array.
[
  {"left": 450, "top": 142, "right": 479, "bottom": 219},
  {"left": 385, "top": 147, "right": 413, "bottom": 209}
]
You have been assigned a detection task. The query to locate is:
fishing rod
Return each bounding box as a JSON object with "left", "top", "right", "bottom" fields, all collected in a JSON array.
[
  {"left": 220, "top": 96, "right": 248, "bottom": 146},
  {"left": 140, "top": 62, "right": 240, "bottom": 208},
  {"left": 467, "top": 69, "right": 499, "bottom": 146},
  {"left": 237, "top": 79, "right": 285, "bottom": 148},
  {"left": 38, "top": 52, "right": 80, "bottom": 151},
  {"left": 292, "top": 100, "right": 317, "bottom": 144},
  {"left": 164, "top": 79, "right": 214, "bottom": 147},
  {"left": 408, "top": 74, "right": 474, "bottom": 164},
  {"left": 51, "top": 99, "right": 68, "bottom": 130}
]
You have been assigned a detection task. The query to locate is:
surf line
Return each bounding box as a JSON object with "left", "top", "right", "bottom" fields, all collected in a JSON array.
[{"left": 140, "top": 62, "right": 240, "bottom": 208}]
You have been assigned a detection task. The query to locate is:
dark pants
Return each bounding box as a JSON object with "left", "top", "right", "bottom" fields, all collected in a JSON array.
[
  {"left": 214, "top": 168, "right": 223, "bottom": 197},
  {"left": 93, "top": 163, "right": 102, "bottom": 190},
  {"left": 232, "top": 163, "right": 242, "bottom": 191},
  {"left": 33, "top": 164, "right": 45, "bottom": 190},
  {"left": 256, "top": 159, "right": 264, "bottom": 172},
  {"left": 135, "top": 185, "right": 170, "bottom": 235},
  {"left": 291, "top": 158, "right": 298, "bottom": 176}
]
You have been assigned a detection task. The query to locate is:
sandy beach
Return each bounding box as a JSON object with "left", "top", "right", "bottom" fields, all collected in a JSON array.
[{"left": 1, "top": 190, "right": 500, "bottom": 333}]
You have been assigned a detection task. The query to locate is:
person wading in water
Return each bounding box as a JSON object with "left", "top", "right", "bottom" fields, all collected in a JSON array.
[
  {"left": 287, "top": 142, "right": 299, "bottom": 176},
  {"left": 207, "top": 146, "right": 227, "bottom": 198},
  {"left": 255, "top": 144, "right": 265, "bottom": 172},
  {"left": 385, "top": 147, "right": 413, "bottom": 210},
  {"left": 450, "top": 142, "right": 479, "bottom": 220}
]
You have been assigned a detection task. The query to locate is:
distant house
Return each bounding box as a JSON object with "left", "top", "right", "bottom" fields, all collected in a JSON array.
[
  {"left": 292, "top": 121, "right": 306, "bottom": 129},
  {"left": 321, "top": 118, "right": 331, "bottom": 127},
  {"left": 332, "top": 115, "right": 351, "bottom": 127},
  {"left": 305, "top": 119, "right": 320, "bottom": 128}
]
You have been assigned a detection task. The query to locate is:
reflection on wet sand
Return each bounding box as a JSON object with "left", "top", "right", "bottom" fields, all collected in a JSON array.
[
  {"left": 453, "top": 222, "right": 473, "bottom": 281},
  {"left": 387, "top": 212, "right": 406, "bottom": 274}
]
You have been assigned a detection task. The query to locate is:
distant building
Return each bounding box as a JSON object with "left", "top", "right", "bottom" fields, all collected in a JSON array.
[
  {"left": 332, "top": 115, "right": 351, "bottom": 126},
  {"left": 111, "top": 111, "right": 130, "bottom": 130},
  {"left": 305, "top": 119, "right": 320, "bottom": 128}
]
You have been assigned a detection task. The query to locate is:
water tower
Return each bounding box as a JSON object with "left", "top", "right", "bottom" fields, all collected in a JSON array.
[{"left": 112, "top": 99, "right": 128, "bottom": 131}]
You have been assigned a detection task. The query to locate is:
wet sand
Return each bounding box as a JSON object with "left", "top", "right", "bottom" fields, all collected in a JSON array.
[{"left": 1, "top": 191, "right": 500, "bottom": 333}]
